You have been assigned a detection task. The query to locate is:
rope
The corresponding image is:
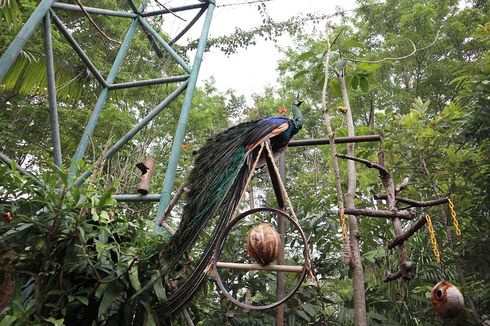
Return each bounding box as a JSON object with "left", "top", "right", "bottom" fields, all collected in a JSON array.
[
  {"left": 339, "top": 211, "right": 351, "bottom": 265},
  {"left": 425, "top": 214, "right": 440, "bottom": 263},
  {"left": 447, "top": 198, "right": 461, "bottom": 236},
  {"left": 339, "top": 211, "right": 348, "bottom": 241}
]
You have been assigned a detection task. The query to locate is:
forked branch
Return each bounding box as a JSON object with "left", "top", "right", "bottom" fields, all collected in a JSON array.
[{"left": 336, "top": 153, "right": 388, "bottom": 175}]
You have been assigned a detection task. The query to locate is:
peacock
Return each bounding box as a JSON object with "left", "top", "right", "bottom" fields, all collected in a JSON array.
[{"left": 155, "top": 98, "right": 303, "bottom": 316}]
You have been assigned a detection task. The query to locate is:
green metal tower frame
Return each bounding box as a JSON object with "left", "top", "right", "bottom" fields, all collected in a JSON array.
[{"left": 0, "top": 0, "right": 215, "bottom": 229}]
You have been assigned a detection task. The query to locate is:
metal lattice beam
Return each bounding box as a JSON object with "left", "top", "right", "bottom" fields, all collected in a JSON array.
[{"left": 0, "top": 1, "right": 216, "bottom": 228}]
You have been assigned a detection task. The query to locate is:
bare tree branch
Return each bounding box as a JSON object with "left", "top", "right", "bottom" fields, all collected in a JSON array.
[
  {"left": 74, "top": 0, "right": 121, "bottom": 44},
  {"left": 154, "top": 0, "right": 186, "bottom": 21},
  {"left": 374, "top": 194, "right": 449, "bottom": 207},
  {"left": 348, "top": 32, "right": 439, "bottom": 64},
  {"left": 158, "top": 181, "right": 189, "bottom": 227},
  {"left": 344, "top": 208, "right": 414, "bottom": 220},
  {"left": 395, "top": 177, "right": 410, "bottom": 193},
  {"left": 336, "top": 153, "right": 388, "bottom": 175},
  {"left": 388, "top": 215, "right": 428, "bottom": 249}
]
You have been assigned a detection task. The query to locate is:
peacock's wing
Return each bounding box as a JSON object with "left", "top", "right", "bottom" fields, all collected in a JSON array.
[{"left": 156, "top": 117, "right": 290, "bottom": 315}]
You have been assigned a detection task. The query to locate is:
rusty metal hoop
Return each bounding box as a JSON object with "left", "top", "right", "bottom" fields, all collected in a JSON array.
[{"left": 213, "top": 207, "right": 309, "bottom": 311}]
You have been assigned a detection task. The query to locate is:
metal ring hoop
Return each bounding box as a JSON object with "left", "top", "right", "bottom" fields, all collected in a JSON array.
[{"left": 213, "top": 207, "right": 309, "bottom": 311}]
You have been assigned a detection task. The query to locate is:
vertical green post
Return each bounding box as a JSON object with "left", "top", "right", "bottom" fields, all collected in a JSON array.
[
  {"left": 43, "top": 12, "right": 62, "bottom": 167},
  {"left": 155, "top": 0, "right": 215, "bottom": 229}
]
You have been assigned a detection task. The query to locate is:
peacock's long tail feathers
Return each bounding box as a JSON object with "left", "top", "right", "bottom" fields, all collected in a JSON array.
[
  {"left": 156, "top": 155, "right": 254, "bottom": 315},
  {"left": 156, "top": 114, "right": 297, "bottom": 316},
  {"left": 159, "top": 121, "right": 261, "bottom": 274}
]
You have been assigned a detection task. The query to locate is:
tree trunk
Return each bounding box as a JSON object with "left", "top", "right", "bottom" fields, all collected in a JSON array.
[
  {"left": 339, "top": 74, "right": 368, "bottom": 326},
  {"left": 368, "top": 98, "right": 375, "bottom": 128}
]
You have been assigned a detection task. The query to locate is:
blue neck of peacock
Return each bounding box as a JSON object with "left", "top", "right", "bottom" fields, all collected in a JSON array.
[{"left": 291, "top": 101, "right": 303, "bottom": 133}]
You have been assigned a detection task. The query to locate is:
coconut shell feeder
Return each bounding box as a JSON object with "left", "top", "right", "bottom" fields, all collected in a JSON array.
[
  {"left": 247, "top": 223, "right": 281, "bottom": 266},
  {"left": 431, "top": 280, "right": 464, "bottom": 318}
]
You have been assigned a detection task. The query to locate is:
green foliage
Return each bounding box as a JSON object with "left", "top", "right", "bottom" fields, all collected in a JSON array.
[{"left": 0, "top": 164, "right": 169, "bottom": 325}]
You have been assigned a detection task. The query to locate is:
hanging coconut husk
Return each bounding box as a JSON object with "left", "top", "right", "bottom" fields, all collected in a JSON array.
[
  {"left": 247, "top": 223, "right": 281, "bottom": 265},
  {"left": 341, "top": 239, "right": 351, "bottom": 266},
  {"left": 431, "top": 280, "right": 464, "bottom": 318}
]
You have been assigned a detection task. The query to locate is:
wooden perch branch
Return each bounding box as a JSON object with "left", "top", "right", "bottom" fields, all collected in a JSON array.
[
  {"left": 384, "top": 270, "right": 402, "bottom": 282},
  {"left": 377, "top": 151, "right": 415, "bottom": 280},
  {"left": 384, "top": 261, "right": 415, "bottom": 282},
  {"left": 374, "top": 195, "right": 449, "bottom": 207},
  {"left": 395, "top": 177, "right": 409, "bottom": 193},
  {"left": 158, "top": 182, "right": 189, "bottom": 227},
  {"left": 160, "top": 220, "right": 176, "bottom": 234},
  {"left": 336, "top": 153, "right": 388, "bottom": 175},
  {"left": 388, "top": 215, "right": 428, "bottom": 249},
  {"left": 344, "top": 208, "right": 414, "bottom": 220}
]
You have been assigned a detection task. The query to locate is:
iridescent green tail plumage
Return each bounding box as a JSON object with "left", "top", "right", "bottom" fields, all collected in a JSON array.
[{"left": 158, "top": 121, "right": 258, "bottom": 275}]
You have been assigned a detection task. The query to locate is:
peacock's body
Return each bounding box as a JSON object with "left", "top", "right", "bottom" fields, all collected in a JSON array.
[{"left": 156, "top": 100, "right": 303, "bottom": 316}]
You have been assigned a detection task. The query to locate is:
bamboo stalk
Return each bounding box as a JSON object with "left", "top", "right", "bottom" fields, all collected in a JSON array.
[
  {"left": 216, "top": 262, "right": 303, "bottom": 273},
  {"left": 136, "top": 158, "right": 155, "bottom": 195}
]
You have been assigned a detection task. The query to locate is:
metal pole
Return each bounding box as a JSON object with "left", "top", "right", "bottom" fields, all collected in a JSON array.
[
  {"left": 0, "top": 0, "right": 55, "bottom": 81},
  {"left": 50, "top": 11, "right": 107, "bottom": 87},
  {"left": 216, "top": 262, "right": 303, "bottom": 273},
  {"left": 108, "top": 75, "right": 189, "bottom": 90},
  {"left": 74, "top": 81, "right": 188, "bottom": 185},
  {"left": 154, "top": 0, "right": 215, "bottom": 229},
  {"left": 169, "top": 7, "right": 206, "bottom": 46},
  {"left": 142, "top": 3, "right": 206, "bottom": 17},
  {"left": 126, "top": 0, "right": 140, "bottom": 14},
  {"left": 51, "top": 2, "right": 137, "bottom": 18},
  {"left": 113, "top": 194, "right": 161, "bottom": 202},
  {"left": 43, "top": 12, "right": 62, "bottom": 168},
  {"left": 0, "top": 152, "right": 44, "bottom": 187},
  {"left": 137, "top": 17, "right": 192, "bottom": 73},
  {"left": 68, "top": 2, "right": 149, "bottom": 180}
]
